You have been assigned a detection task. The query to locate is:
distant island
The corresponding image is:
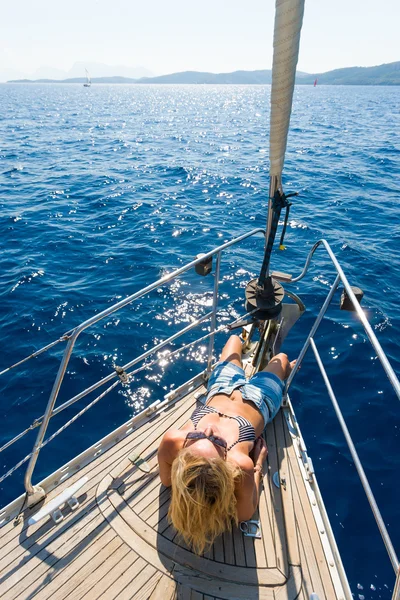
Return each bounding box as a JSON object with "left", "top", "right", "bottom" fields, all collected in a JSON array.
[{"left": 7, "top": 61, "right": 400, "bottom": 85}]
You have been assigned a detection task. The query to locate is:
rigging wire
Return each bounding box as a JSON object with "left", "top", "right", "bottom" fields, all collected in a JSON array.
[
  {"left": 0, "top": 379, "right": 121, "bottom": 484},
  {"left": 0, "top": 332, "right": 72, "bottom": 377}
]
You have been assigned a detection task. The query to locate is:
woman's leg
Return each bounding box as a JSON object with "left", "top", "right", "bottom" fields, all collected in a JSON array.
[
  {"left": 219, "top": 335, "right": 243, "bottom": 368},
  {"left": 261, "top": 353, "right": 296, "bottom": 381}
]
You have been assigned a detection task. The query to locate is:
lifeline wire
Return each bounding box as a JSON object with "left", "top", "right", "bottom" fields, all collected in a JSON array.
[
  {"left": 0, "top": 379, "right": 120, "bottom": 484},
  {"left": 0, "top": 303, "right": 253, "bottom": 454}
]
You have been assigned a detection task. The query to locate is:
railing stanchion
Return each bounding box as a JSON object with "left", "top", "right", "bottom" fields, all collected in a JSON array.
[
  {"left": 207, "top": 251, "right": 222, "bottom": 375},
  {"left": 310, "top": 337, "right": 399, "bottom": 573},
  {"left": 291, "top": 239, "right": 400, "bottom": 403},
  {"left": 24, "top": 332, "right": 80, "bottom": 497},
  {"left": 19, "top": 230, "right": 264, "bottom": 496},
  {"left": 285, "top": 274, "right": 340, "bottom": 394}
]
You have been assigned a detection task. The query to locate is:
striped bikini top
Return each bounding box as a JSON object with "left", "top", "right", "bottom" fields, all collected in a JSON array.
[{"left": 190, "top": 404, "right": 256, "bottom": 451}]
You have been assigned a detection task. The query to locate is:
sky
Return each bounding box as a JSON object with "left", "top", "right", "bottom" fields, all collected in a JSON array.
[{"left": 1, "top": 0, "right": 399, "bottom": 80}]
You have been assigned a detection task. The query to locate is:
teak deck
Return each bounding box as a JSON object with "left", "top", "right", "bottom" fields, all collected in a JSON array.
[{"left": 0, "top": 384, "right": 346, "bottom": 599}]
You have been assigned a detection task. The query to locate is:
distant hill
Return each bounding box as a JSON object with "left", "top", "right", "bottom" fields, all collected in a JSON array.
[
  {"left": 297, "top": 61, "right": 400, "bottom": 85},
  {"left": 135, "top": 70, "right": 276, "bottom": 84},
  {"left": 1, "top": 61, "right": 153, "bottom": 84},
  {"left": 7, "top": 62, "right": 400, "bottom": 85},
  {"left": 8, "top": 71, "right": 274, "bottom": 85}
]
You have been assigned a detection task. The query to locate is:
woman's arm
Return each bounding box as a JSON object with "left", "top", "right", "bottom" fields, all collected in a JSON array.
[
  {"left": 157, "top": 429, "right": 181, "bottom": 487},
  {"left": 234, "top": 456, "right": 260, "bottom": 521},
  {"left": 235, "top": 438, "right": 267, "bottom": 521}
]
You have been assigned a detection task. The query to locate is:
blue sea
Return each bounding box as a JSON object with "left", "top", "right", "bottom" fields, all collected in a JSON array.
[{"left": 0, "top": 83, "right": 399, "bottom": 598}]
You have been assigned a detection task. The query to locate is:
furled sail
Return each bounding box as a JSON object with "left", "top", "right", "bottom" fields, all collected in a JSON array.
[
  {"left": 269, "top": 0, "right": 305, "bottom": 189},
  {"left": 264, "top": 0, "right": 305, "bottom": 275}
]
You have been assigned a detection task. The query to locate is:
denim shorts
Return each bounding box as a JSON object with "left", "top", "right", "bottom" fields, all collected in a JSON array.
[{"left": 206, "top": 360, "right": 284, "bottom": 427}]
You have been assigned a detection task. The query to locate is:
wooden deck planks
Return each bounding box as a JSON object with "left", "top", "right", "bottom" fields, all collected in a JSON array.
[
  {"left": 161, "top": 522, "right": 176, "bottom": 541},
  {"left": 57, "top": 542, "right": 131, "bottom": 600},
  {"left": 128, "top": 567, "right": 164, "bottom": 600},
  {"left": 93, "top": 556, "right": 158, "bottom": 600},
  {"left": 264, "top": 419, "right": 289, "bottom": 577},
  {"left": 212, "top": 533, "right": 225, "bottom": 563},
  {"left": 274, "top": 410, "right": 301, "bottom": 566},
  {"left": 258, "top": 470, "right": 276, "bottom": 568},
  {"left": 148, "top": 495, "right": 171, "bottom": 530},
  {"left": 34, "top": 532, "right": 135, "bottom": 600},
  {"left": 96, "top": 558, "right": 161, "bottom": 600},
  {"left": 104, "top": 486, "right": 285, "bottom": 586},
  {"left": 141, "top": 486, "right": 170, "bottom": 522},
  {"left": 84, "top": 551, "right": 140, "bottom": 599},
  {"left": 222, "top": 529, "right": 235, "bottom": 565},
  {"left": 190, "top": 591, "right": 205, "bottom": 600},
  {"left": 293, "top": 470, "right": 336, "bottom": 599},
  {"left": 0, "top": 384, "right": 346, "bottom": 600},
  {"left": 242, "top": 531, "right": 257, "bottom": 568},
  {"left": 298, "top": 529, "right": 316, "bottom": 600},
  {"left": 2, "top": 511, "right": 107, "bottom": 599},
  {"left": 0, "top": 391, "right": 201, "bottom": 600},
  {"left": 252, "top": 506, "right": 268, "bottom": 568},
  {"left": 0, "top": 496, "right": 101, "bottom": 576},
  {"left": 131, "top": 475, "right": 164, "bottom": 512},
  {"left": 172, "top": 529, "right": 195, "bottom": 554},
  {"left": 231, "top": 524, "right": 246, "bottom": 566},
  {"left": 149, "top": 572, "right": 178, "bottom": 600},
  {"left": 283, "top": 410, "right": 337, "bottom": 599},
  {"left": 0, "top": 387, "right": 199, "bottom": 575}
]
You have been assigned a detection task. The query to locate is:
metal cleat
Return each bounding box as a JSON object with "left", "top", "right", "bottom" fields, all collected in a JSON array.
[
  {"left": 27, "top": 476, "right": 88, "bottom": 526},
  {"left": 240, "top": 519, "right": 262, "bottom": 538},
  {"left": 51, "top": 509, "right": 64, "bottom": 524},
  {"left": 67, "top": 496, "right": 80, "bottom": 511}
]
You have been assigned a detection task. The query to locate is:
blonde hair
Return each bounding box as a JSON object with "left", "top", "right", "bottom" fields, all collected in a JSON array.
[{"left": 168, "top": 448, "right": 242, "bottom": 555}]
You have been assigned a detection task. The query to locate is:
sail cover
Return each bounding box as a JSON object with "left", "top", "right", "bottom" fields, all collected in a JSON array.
[{"left": 269, "top": 0, "right": 305, "bottom": 187}]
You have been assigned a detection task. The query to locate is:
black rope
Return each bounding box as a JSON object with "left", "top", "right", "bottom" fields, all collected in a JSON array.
[
  {"left": 279, "top": 202, "right": 292, "bottom": 250},
  {"left": 258, "top": 190, "right": 297, "bottom": 287}
]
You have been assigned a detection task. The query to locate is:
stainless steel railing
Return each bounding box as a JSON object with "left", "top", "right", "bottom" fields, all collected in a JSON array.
[
  {"left": 284, "top": 239, "right": 400, "bottom": 581},
  {"left": 19, "top": 228, "right": 264, "bottom": 495},
  {"left": 1, "top": 231, "right": 399, "bottom": 590},
  {"left": 286, "top": 239, "right": 400, "bottom": 400}
]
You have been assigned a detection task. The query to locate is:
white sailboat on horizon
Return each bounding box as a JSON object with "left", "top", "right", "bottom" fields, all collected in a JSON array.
[{"left": 83, "top": 68, "right": 91, "bottom": 87}]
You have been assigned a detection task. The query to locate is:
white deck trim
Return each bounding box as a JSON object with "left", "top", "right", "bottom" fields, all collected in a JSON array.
[{"left": 284, "top": 399, "right": 352, "bottom": 600}]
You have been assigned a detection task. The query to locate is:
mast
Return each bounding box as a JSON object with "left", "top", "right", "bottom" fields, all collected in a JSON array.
[{"left": 246, "top": 0, "right": 305, "bottom": 318}]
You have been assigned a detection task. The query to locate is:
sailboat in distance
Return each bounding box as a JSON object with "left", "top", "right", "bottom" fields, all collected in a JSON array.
[{"left": 83, "top": 69, "right": 91, "bottom": 87}]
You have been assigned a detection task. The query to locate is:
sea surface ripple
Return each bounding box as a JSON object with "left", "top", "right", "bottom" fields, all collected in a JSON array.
[{"left": 0, "top": 83, "right": 399, "bottom": 598}]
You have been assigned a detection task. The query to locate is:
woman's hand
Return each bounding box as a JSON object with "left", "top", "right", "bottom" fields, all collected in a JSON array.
[
  {"left": 288, "top": 359, "right": 297, "bottom": 377},
  {"left": 253, "top": 437, "right": 268, "bottom": 472}
]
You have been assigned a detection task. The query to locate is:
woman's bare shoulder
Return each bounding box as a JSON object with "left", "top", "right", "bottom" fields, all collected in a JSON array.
[
  {"left": 229, "top": 450, "right": 254, "bottom": 473},
  {"left": 159, "top": 427, "right": 187, "bottom": 457},
  {"left": 158, "top": 428, "right": 185, "bottom": 487},
  {"left": 160, "top": 427, "right": 184, "bottom": 445}
]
